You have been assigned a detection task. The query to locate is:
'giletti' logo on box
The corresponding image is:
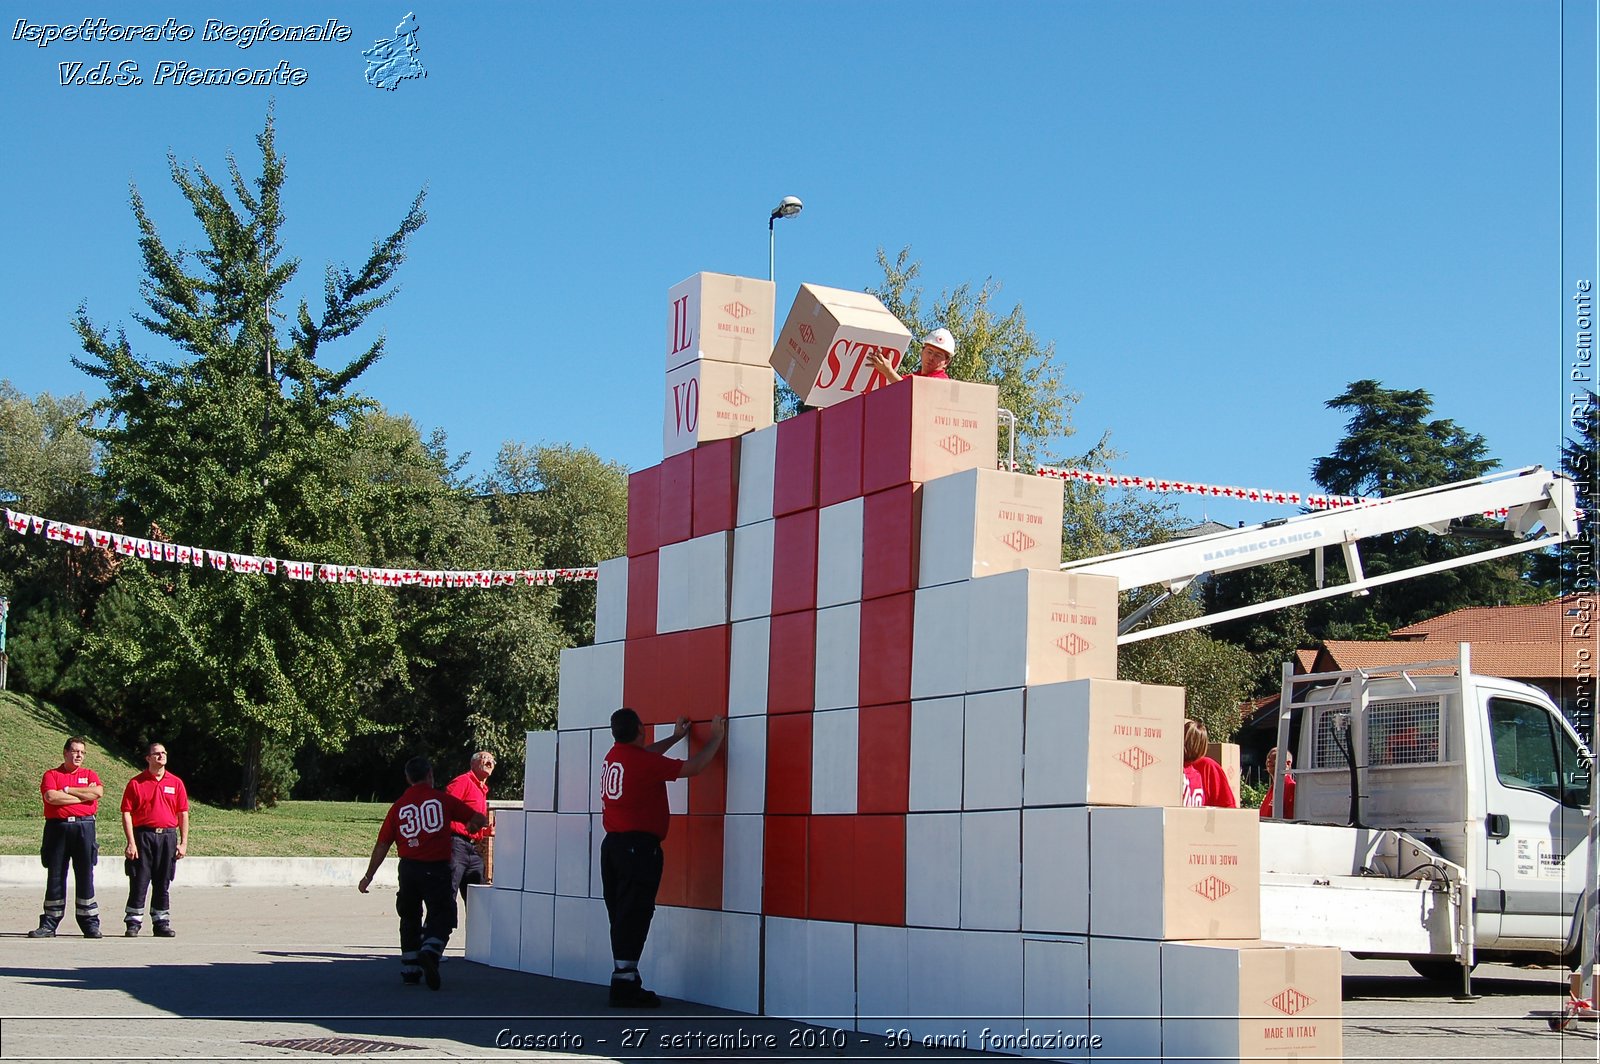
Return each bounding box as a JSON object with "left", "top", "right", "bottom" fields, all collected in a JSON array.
[
  {"left": 723, "top": 301, "right": 752, "bottom": 319},
  {"left": 1191, "top": 875, "right": 1234, "bottom": 902},
  {"left": 1055, "top": 632, "right": 1092, "bottom": 655},
  {"left": 999, "top": 530, "right": 1036, "bottom": 552},
  {"left": 1116, "top": 746, "right": 1157, "bottom": 771},
  {"left": 722, "top": 388, "right": 751, "bottom": 407},
  {"left": 798, "top": 324, "right": 816, "bottom": 344},
  {"left": 938, "top": 435, "right": 971, "bottom": 455},
  {"left": 1267, "top": 987, "right": 1316, "bottom": 1016}
]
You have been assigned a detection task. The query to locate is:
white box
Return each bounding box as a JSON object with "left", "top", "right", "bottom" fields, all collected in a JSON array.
[
  {"left": 552, "top": 894, "right": 610, "bottom": 984},
  {"left": 556, "top": 729, "right": 591, "bottom": 813},
  {"left": 905, "top": 928, "right": 1025, "bottom": 1045},
  {"left": 657, "top": 531, "right": 731, "bottom": 633},
  {"left": 555, "top": 813, "right": 591, "bottom": 898},
  {"left": 523, "top": 812, "right": 556, "bottom": 894},
  {"left": 722, "top": 814, "right": 765, "bottom": 913},
  {"left": 518, "top": 891, "right": 555, "bottom": 976},
  {"left": 641, "top": 907, "right": 762, "bottom": 1014},
  {"left": 814, "top": 603, "right": 862, "bottom": 712},
  {"left": 594, "top": 556, "right": 628, "bottom": 644},
  {"left": 909, "top": 696, "right": 965, "bottom": 811},
  {"left": 730, "top": 519, "right": 775, "bottom": 621},
  {"left": 1160, "top": 940, "right": 1344, "bottom": 1064},
  {"left": 967, "top": 570, "right": 1119, "bottom": 693},
  {"left": 724, "top": 713, "right": 769, "bottom": 814},
  {"left": 737, "top": 423, "right": 778, "bottom": 527},
  {"left": 728, "top": 617, "right": 771, "bottom": 718},
  {"left": 1089, "top": 807, "right": 1261, "bottom": 940},
  {"left": 557, "top": 643, "right": 624, "bottom": 733},
  {"left": 486, "top": 884, "right": 521, "bottom": 971},
  {"left": 811, "top": 707, "right": 860, "bottom": 814},
  {"left": 1024, "top": 679, "right": 1185, "bottom": 809},
  {"left": 910, "top": 581, "right": 971, "bottom": 700},
  {"left": 905, "top": 813, "right": 962, "bottom": 928},
  {"left": 764, "top": 916, "right": 857, "bottom": 1026},
  {"left": 492, "top": 808, "right": 525, "bottom": 891},
  {"left": 666, "top": 271, "right": 776, "bottom": 372},
  {"left": 663, "top": 358, "right": 775, "bottom": 458},
  {"left": 589, "top": 728, "right": 611, "bottom": 814},
  {"left": 963, "top": 688, "right": 1024, "bottom": 810},
  {"left": 856, "top": 923, "right": 910, "bottom": 1033},
  {"left": 961, "top": 810, "right": 1021, "bottom": 931},
  {"left": 463, "top": 883, "right": 497, "bottom": 965},
  {"left": 590, "top": 812, "right": 605, "bottom": 899},
  {"left": 1089, "top": 936, "right": 1162, "bottom": 1062},
  {"left": 1021, "top": 937, "right": 1091, "bottom": 1058},
  {"left": 1021, "top": 807, "right": 1089, "bottom": 934},
  {"left": 523, "top": 731, "right": 556, "bottom": 811},
  {"left": 919, "top": 468, "right": 1066, "bottom": 587},
  {"left": 817, "top": 497, "right": 865, "bottom": 608}
]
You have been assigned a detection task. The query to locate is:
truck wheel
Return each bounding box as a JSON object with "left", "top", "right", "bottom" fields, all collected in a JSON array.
[{"left": 1408, "top": 958, "right": 1476, "bottom": 982}]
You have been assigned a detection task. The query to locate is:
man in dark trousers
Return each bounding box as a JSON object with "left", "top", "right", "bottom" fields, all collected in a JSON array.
[
  {"left": 359, "top": 755, "right": 487, "bottom": 990},
  {"left": 600, "top": 708, "right": 725, "bottom": 1008},
  {"left": 445, "top": 750, "right": 495, "bottom": 902},
  {"left": 29, "top": 736, "right": 104, "bottom": 938},
  {"left": 120, "top": 741, "right": 188, "bottom": 938}
]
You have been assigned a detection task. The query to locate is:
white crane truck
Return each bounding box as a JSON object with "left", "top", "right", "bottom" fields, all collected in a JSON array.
[{"left": 1061, "top": 465, "right": 1595, "bottom": 999}]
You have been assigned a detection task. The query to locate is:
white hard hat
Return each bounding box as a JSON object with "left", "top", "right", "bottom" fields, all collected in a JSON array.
[{"left": 922, "top": 327, "right": 956, "bottom": 357}]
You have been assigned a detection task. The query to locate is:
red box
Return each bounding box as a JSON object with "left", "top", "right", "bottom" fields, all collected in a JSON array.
[
  {"left": 858, "top": 702, "right": 910, "bottom": 813},
  {"left": 770, "top": 509, "right": 819, "bottom": 616},
  {"left": 692, "top": 436, "right": 740, "bottom": 537},
  {"left": 859, "top": 592, "right": 914, "bottom": 707},
  {"left": 684, "top": 814, "right": 725, "bottom": 911},
  {"left": 657, "top": 450, "right": 694, "bottom": 547},
  {"left": 853, "top": 815, "right": 906, "bottom": 926},
  {"left": 627, "top": 466, "right": 660, "bottom": 558},
  {"left": 861, "top": 376, "right": 998, "bottom": 494},
  {"left": 767, "top": 610, "right": 816, "bottom": 714},
  {"left": 773, "top": 409, "right": 820, "bottom": 516},
  {"left": 762, "top": 815, "right": 808, "bottom": 918},
  {"left": 818, "top": 397, "right": 864, "bottom": 507},
  {"left": 765, "top": 713, "right": 813, "bottom": 813},
  {"left": 657, "top": 814, "right": 689, "bottom": 908},
  {"left": 622, "top": 635, "right": 662, "bottom": 722},
  {"left": 861, "top": 484, "right": 921, "bottom": 600},
  {"left": 626, "top": 551, "right": 659, "bottom": 641},
  {"left": 654, "top": 626, "right": 730, "bottom": 720},
  {"left": 807, "top": 816, "right": 856, "bottom": 922},
  {"left": 687, "top": 719, "right": 727, "bottom": 815}
]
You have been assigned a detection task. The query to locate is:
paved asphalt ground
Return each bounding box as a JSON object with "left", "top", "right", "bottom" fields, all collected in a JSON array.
[{"left": 0, "top": 885, "right": 1595, "bottom": 1063}]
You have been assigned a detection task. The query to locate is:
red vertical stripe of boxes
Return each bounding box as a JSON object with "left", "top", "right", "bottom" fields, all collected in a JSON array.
[
  {"left": 762, "top": 814, "right": 808, "bottom": 919},
  {"left": 818, "top": 398, "right": 864, "bottom": 507},
  {"left": 625, "top": 551, "right": 658, "bottom": 641},
  {"left": 692, "top": 436, "right": 739, "bottom": 537},
  {"left": 770, "top": 509, "right": 818, "bottom": 616},
  {"left": 657, "top": 814, "right": 725, "bottom": 910},
  {"left": 767, "top": 610, "right": 816, "bottom": 714},
  {"left": 657, "top": 814, "right": 689, "bottom": 907},
  {"left": 861, "top": 484, "right": 920, "bottom": 600},
  {"left": 627, "top": 466, "right": 660, "bottom": 557},
  {"left": 860, "top": 376, "right": 916, "bottom": 495},
  {"left": 805, "top": 814, "right": 905, "bottom": 926},
  {"left": 657, "top": 451, "right": 694, "bottom": 547},
  {"left": 687, "top": 719, "right": 727, "bottom": 814},
  {"left": 773, "top": 409, "right": 819, "bottom": 516},
  {"left": 858, "top": 591, "right": 914, "bottom": 708},
  {"left": 765, "top": 712, "right": 812, "bottom": 812},
  {"left": 857, "top": 702, "right": 910, "bottom": 813}
]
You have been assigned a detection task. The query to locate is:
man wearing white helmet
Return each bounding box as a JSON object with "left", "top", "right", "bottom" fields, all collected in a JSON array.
[{"left": 869, "top": 327, "right": 955, "bottom": 383}]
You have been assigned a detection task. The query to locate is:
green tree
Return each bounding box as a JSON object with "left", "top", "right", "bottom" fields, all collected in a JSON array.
[
  {"left": 71, "top": 114, "right": 427, "bottom": 808},
  {"left": 1119, "top": 589, "right": 1255, "bottom": 741}
]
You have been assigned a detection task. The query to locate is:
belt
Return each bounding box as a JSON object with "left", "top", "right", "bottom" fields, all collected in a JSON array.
[
  {"left": 53, "top": 815, "right": 94, "bottom": 823},
  {"left": 136, "top": 826, "right": 175, "bottom": 834}
]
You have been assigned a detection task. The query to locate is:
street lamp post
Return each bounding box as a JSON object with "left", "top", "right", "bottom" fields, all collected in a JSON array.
[{"left": 769, "top": 196, "right": 804, "bottom": 282}]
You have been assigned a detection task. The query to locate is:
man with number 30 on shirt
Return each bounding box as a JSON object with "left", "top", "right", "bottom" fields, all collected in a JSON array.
[{"left": 359, "top": 755, "right": 486, "bottom": 990}]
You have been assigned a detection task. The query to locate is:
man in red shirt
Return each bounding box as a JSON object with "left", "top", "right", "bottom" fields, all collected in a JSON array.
[
  {"left": 444, "top": 751, "right": 495, "bottom": 903},
  {"left": 30, "top": 736, "right": 104, "bottom": 938},
  {"left": 119, "top": 741, "right": 189, "bottom": 938},
  {"left": 867, "top": 327, "right": 956, "bottom": 382},
  {"left": 1261, "top": 747, "right": 1296, "bottom": 819},
  {"left": 601, "top": 707, "right": 726, "bottom": 1008},
  {"left": 359, "top": 755, "right": 487, "bottom": 989}
]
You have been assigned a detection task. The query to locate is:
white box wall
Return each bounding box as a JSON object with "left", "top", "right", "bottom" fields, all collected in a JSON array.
[{"left": 817, "top": 497, "right": 865, "bottom": 608}]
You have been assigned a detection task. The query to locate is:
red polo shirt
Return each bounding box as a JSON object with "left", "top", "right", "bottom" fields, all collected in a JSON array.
[
  {"left": 600, "top": 742, "right": 684, "bottom": 840},
  {"left": 376, "top": 784, "right": 481, "bottom": 862},
  {"left": 445, "top": 771, "right": 489, "bottom": 840},
  {"left": 42, "top": 766, "right": 100, "bottom": 819},
  {"left": 120, "top": 770, "right": 189, "bottom": 828}
]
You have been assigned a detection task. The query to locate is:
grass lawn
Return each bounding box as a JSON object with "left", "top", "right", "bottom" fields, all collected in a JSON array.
[{"left": 0, "top": 690, "right": 385, "bottom": 857}]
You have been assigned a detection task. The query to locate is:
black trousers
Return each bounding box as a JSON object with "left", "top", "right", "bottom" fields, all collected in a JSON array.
[
  {"left": 396, "top": 858, "right": 455, "bottom": 973},
  {"left": 125, "top": 827, "right": 176, "bottom": 927},
  {"left": 449, "top": 835, "right": 485, "bottom": 901},
  {"left": 600, "top": 831, "right": 664, "bottom": 964},
  {"left": 39, "top": 819, "right": 99, "bottom": 932}
]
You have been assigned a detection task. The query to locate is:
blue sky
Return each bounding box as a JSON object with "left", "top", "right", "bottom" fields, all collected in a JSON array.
[{"left": 2, "top": 1, "right": 1594, "bottom": 533}]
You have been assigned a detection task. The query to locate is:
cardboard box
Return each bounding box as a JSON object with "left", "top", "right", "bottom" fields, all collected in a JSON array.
[
  {"left": 727, "top": 616, "right": 771, "bottom": 717},
  {"left": 1208, "top": 741, "right": 1242, "bottom": 804},
  {"left": 919, "top": 468, "right": 1066, "bottom": 587},
  {"left": 771, "top": 509, "right": 819, "bottom": 616},
  {"left": 658, "top": 450, "right": 694, "bottom": 546},
  {"left": 773, "top": 408, "right": 820, "bottom": 516},
  {"left": 523, "top": 730, "right": 556, "bottom": 812},
  {"left": 1160, "top": 940, "right": 1343, "bottom": 1064},
  {"left": 814, "top": 603, "right": 862, "bottom": 712},
  {"left": 1023, "top": 679, "right": 1185, "bottom": 808},
  {"left": 963, "top": 688, "right": 1025, "bottom": 811},
  {"left": 909, "top": 696, "right": 965, "bottom": 812},
  {"left": 518, "top": 891, "right": 555, "bottom": 977},
  {"left": 556, "top": 642, "right": 624, "bottom": 731},
  {"left": 858, "top": 701, "right": 910, "bottom": 814},
  {"left": 625, "top": 551, "right": 658, "bottom": 640},
  {"left": 763, "top": 916, "right": 857, "bottom": 1027},
  {"left": 656, "top": 531, "right": 731, "bottom": 634},
  {"left": 762, "top": 814, "right": 809, "bottom": 918},
  {"left": 817, "top": 497, "right": 865, "bottom": 608},
  {"left": 737, "top": 423, "right": 778, "bottom": 526},
  {"left": 905, "top": 813, "right": 962, "bottom": 927},
  {"left": 961, "top": 809, "right": 1022, "bottom": 931},
  {"left": 967, "top": 570, "right": 1118, "bottom": 692},
  {"left": 910, "top": 581, "right": 970, "bottom": 699},
  {"left": 721, "top": 813, "right": 765, "bottom": 913},
  {"left": 1088, "top": 807, "right": 1261, "bottom": 940},
  {"left": 593, "top": 556, "right": 628, "bottom": 644},
  {"left": 626, "top": 466, "right": 660, "bottom": 557},
  {"left": 730, "top": 519, "right": 774, "bottom": 621},
  {"left": 863, "top": 376, "right": 999, "bottom": 493},
  {"left": 766, "top": 713, "right": 813, "bottom": 812},
  {"left": 770, "top": 283, "right": 912, "bottom": 408},
  {"left": 767, "top": 609, "right": 816, "bottom": 713},
  {"left": 819, "top": 395, "right": 865, "bottom": 505},
  {"left": 524, "top": 812, "right": 556, "bottom": 893},
  {"left": 664, "top": 359, "right": 773, "bottom": 459},
  {"left": 858, "top": 591, "right": 914, "bottom": 707},
  {"left": 862, "top": 484, "right": 921, "bottom": 600},
  {"left": 1021, "top": 807, "right": 1089, "bottom": 934},
  {"left": 692, "top": 435, "right": 740, "bottom": 537},
  {"left": 667, "top": 271, "right": 776, "bottom": 372},
  {"left": 810, "top": 705, "right": 859, "bottom": 813},
  {"left": 1088, "top": 936, "right": 1162, "bottom": 1062}
]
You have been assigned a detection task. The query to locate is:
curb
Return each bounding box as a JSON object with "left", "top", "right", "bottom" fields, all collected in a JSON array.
[{"left": 0, "top": 854, "right": 398, "bottom": 888}]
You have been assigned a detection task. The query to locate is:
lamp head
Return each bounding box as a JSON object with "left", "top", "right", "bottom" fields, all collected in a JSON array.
[{"left": 770, "top": 196, "right": 804, "bottom": 221}]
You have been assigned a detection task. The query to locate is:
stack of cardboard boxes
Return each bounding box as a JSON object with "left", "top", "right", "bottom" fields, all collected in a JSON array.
[{"left": 465, "top": 273, "right": 1343, "bottom": 1063}]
